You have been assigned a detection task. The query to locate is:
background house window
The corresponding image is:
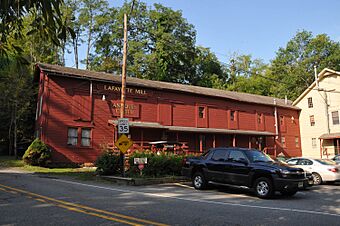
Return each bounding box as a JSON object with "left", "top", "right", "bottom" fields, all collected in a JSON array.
[
  {"left": 332, "top": 111, "right": 339, "bottom": 125},
  {"left": 308, "top": 97, "right": 313, "bottom": 108},
  {"left": 312, "top": 138, "right": 317, "bottom": 148},
  {"left": 67, "top": 128, "right": 78, "bottom": 145},
  {"left": 310, "top": 115, "right": 315, "bottom": 126},
  {"left": 198, "top": 106, "right": 205, "bottom": 118},
  {"left": 281, "top": 136, "right": 286, "bottom": 147},
  {"left": 230, "top": 111, "right": 235, "bottom": 121},
  {"left": 295, "top": 137, "right": 299, "bottom": 147},
  {"left": 81, "top": 128, "right": 91, "bottom": 146}
]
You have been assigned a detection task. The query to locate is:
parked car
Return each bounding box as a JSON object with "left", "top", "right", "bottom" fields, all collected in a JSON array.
[
  {"left": 272, "top": 157, "right": 313, "bottom": 189},
  {"left": 182, "top": 148, "right": 307, "bottom": 198},
  {"left": 332, "top": 155, "right": 340, "bottom": 165},
  {"left": 286, "top": 157, "right": 340, "bottom": 185}
]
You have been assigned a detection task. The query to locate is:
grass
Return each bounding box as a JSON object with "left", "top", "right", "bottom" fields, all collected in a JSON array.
[{"left": 0, "top": 155, "right": 97, "bottom": 181}]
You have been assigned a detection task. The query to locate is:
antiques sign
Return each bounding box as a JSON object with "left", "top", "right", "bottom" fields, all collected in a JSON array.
[{"left": 111, "top": 102, "right": 140, "bottom": 118}]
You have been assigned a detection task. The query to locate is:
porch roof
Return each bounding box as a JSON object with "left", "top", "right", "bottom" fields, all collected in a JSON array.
[
  {"left": 108, "top": 120, "right": 276, "bottom": 136},
  {"left": 319, "top": 133, "right": 340, "bottom": 139}
]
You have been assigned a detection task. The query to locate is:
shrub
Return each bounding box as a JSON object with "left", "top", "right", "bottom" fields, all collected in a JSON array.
[
  {"left": 128, "top": 151, "right": 185, "bottom": 177},
  {"left": 22, "top": 138, "right": 51, "bottom": 166},
  {"left": 95, "top": 151, "right": 121, "bottom": 175}
]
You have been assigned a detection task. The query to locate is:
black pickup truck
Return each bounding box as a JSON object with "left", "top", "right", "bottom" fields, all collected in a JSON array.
[{"left": 182, "top": 147, "right": 307, "bottom": 198}]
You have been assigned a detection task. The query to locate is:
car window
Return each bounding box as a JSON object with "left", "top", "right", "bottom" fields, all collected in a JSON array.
[
  {"left": 211, "top": 149, "right": 228, "bottom": 161},
  {"left": 228, "top": 150, "right": 247, "bottom": 162},
  {"left": 298, "top": 159, "right": 313, "bottom": 165},
  {"left": 334, "top": 156, "right": 340, "bottom": 160},
  {"left": 315, "top": 159, "right": 337, "bottom": 165},
  {"left": 287, "top": 159, "right": 298, "bottom": 165},
  {"left": 245, "top": 150, "right": 273, "bottom": 163}
]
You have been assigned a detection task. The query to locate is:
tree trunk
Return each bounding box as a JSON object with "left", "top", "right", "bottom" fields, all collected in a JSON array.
[
  {"left": 85, "top": 27, "right": 92, "bottom": 69},
  {"left": 13, "top": 102, "right": 17, "bottom": 159},
  {"left": 8, "top": 105, "right": 14, "bottom": 156},
  {"left": 74, "top": 36, "right": 79, "bottom": 69},
  {"left": 85, "top": 15, "right": 93, "bottom": 70}
]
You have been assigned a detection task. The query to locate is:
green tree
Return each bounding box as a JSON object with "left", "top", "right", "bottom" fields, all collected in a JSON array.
[
  {"left": 90, "top": 2, "right": 198, "bottom": 84},
  {"left": 78, "top": 0, "right": 110, "bottom": 69},
  {"left": 0, "top": 0, "right": 72, "bottom": 58},
  {"left": 269, "top": 30, "right": 340, "bottom": 99},
  {"left": 225, "top": 53, "right": 271, "bottom": 95}
]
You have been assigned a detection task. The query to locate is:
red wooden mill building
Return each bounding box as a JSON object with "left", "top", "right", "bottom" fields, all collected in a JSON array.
[{"left": 35, "top": 63, "right": 302, "bottom": 163}]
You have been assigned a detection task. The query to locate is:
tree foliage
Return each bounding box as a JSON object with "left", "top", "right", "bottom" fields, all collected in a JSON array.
[
  {"left": 0, "top": 0, "right": 73, "bottom": 58},
  {"left": 269, "top": 30, "right": 340, "bottom": 99}
]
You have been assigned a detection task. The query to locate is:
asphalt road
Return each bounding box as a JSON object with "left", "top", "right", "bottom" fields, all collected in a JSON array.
[{"left": 0, "top": 170, "right": 339, "bottom": 226}]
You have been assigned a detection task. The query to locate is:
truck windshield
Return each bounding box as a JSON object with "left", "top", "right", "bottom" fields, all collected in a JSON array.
[{"left": 246, "top": 151, "right": 274, "bottom": 163}]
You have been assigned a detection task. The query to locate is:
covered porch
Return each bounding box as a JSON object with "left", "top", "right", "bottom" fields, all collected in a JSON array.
[{"left": 319, "top": 133, "right": 340, "bottom": 158}]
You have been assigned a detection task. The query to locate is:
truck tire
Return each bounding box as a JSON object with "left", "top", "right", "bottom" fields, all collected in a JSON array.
[
  {"left": 254, "top": 177, "right": 274, "bottom": 199},
  {"left": 192, "top": 172, "right": 207, "bottom": 190}
]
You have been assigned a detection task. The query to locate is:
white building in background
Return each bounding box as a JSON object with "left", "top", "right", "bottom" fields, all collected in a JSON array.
[{"left": 293, "top": 68, "right": 340, "bottom": 158}]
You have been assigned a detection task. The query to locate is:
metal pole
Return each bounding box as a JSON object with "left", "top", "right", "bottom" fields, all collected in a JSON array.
[{"left": 119, "top": 13, "right": 128, "bottom": 177}]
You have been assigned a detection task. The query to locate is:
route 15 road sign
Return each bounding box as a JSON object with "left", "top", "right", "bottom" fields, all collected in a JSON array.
[{"left": 118, "top": 118, "right": 129, "bottom": 134}]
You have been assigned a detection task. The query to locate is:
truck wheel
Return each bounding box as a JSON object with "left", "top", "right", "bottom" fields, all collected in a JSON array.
[
  {"left": 254, "top": 177, "right": 274, "bottom": 199},
  {"left": 312, "top": 173, "right": 322, "bottom": 185},
  {"left": 192, "top": 172, "right": 207, "bottom": 190},
  {"left": 280, "top": 189, "right": 298, "bottom": 196}
]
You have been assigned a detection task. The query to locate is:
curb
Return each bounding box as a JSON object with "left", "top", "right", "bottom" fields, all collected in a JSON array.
[{"left": 100, "top": 175, "right": 189, "bottom": 186}]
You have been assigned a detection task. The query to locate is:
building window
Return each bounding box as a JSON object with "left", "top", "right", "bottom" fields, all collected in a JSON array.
[
  {"left": 332, "top": 111, "right": 339, "bottom": 125},
  {"left": 280, "top": 116, "right": 284, "bottom": 126},
  {"left": 281, "top": 136, "right": 286, "bottom": 147},
  {"left": 257, "top": 113, "right": 262, "bottom": 124},
  {"left": 67, "top": 128, "right": 78, "bottom": 146},
  {"left": 308, "top": 97, "right": 313, "bottom": 108},
  {"left": 312, "top": 138, "right": 317, "bottom": 148},
  {"left": 81, "top": 128, "right": 91, "bottom": 146},
  {"left": 230, "top": 111, "right": 235, "bottom": 121},
  {"left": 295, "top": 137, "right": 299, "bottom": 147},
  {"left": 198, "top": 106, "right": 205, "bottom": 118},
  {"left": 310, "top": 115, "right": 315, "bottom": 126}
]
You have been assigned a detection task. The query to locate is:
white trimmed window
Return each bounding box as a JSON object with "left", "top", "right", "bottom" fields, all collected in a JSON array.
[
  {"left": 332, "top": 111, "right": 339, "bottom": 125},
  {"left": 81, "top": 128, "right": 91, "bottom": 147},
  {"left": 310, "top": 115, "right": 315, "bottom": 126},
  {"left": 67, "top": 128, "right": 78, "bottom": 146},
  {"left": 312, "top": 138, "right": 317, "bottom": 148},
  {"left": 308, "top": 97, "right": 313, "bottom": 108}
]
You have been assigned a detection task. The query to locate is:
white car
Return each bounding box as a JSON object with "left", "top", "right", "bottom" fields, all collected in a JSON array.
[{"left": 286, "top": 157, "right": 340, "bottom": 185}]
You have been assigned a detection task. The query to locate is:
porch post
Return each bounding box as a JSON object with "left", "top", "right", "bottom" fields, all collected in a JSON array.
[
  {"left": 248, "top": 136, "right": 251, "bottom": 149},
  {"left": 233, "top": 135, "right": 236, "bottom": 147},
  {"left": 213, "top": 134, "right": 216, "bottom": 148},
  {"left": 199, "top": 135, "right": 203, "bottom": 152},
  {"left": 320, "top": 139, "right": 323, "bottom": 158},
  {"left": 141, "top": 129, "right": 144, "bottom": 149}
]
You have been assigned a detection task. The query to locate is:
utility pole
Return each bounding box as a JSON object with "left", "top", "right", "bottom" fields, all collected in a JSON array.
[{"left": 119, "top": 13, "right": 128, "bottom": 177}]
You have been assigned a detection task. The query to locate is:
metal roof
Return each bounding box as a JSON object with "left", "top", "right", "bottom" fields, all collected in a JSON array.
[
  {"left": 37, "top": 63, "right": 299, "bottom": 110},
  {"left": 108, "top": 120, "right": 276, "bottom": 136}
]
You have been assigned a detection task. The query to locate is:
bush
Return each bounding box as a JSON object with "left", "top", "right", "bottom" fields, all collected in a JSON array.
[
  {"left": 128, "top": 151, "right": 185, "bottom": 177},
  {"left": 22, "top": 138, "right": 51, "bottom": 166},
  {"left": 95, "top": 151, "right": 121, "bottom": 175}
]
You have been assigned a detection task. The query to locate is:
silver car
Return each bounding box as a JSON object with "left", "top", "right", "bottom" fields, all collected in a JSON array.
[{"left": 286, "top": 157, "right": 340, "bottom": 185}]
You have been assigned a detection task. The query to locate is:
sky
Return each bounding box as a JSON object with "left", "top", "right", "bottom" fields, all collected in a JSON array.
[{"left": 65, "top": 0, "right": 340, "bottom": 68}]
